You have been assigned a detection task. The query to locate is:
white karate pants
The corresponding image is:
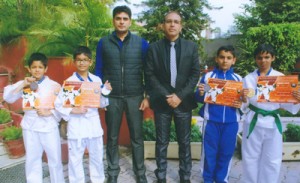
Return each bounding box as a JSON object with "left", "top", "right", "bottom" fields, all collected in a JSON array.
[
  {"left": 242, "top": 124, "right": 282, "bottom": 183},
  {"left": 23, "top": 128, "right": 64, "bottom": 183},
  {"left": 68, "top": 137, "right": 105, "bottom": 183}
]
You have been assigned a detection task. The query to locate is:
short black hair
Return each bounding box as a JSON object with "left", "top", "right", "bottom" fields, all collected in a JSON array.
[
  {"left": 217, "top": 45, "right": 236, "bottom": 57},
  {"left": 73, "top": 46, "right": 92, "bottom": 59},
  {"left": 28, "top": 52, "right": 48, "bottom": 67},
  {"left": 113, "top": 5, "right": 131, "bottom": 19},
  {"left": 254, "top": 44, "right": 275, "bottom": 58}
]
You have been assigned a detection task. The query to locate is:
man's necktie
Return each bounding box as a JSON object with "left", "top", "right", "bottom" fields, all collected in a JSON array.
[{"left": 170, "top": 42, "right": 177, "bottom": 88}]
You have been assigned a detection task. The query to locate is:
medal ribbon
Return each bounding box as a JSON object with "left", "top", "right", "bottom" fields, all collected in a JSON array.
[{"left": 75, "top": 72, "right": 93, "bottom": 82}]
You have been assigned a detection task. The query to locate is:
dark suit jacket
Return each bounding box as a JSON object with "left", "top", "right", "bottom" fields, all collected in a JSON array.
[{"left": 145, "top": 38, "right": 200, "bottom": 112}]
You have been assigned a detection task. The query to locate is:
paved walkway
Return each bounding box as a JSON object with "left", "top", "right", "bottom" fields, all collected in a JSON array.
[{"left": 1, "top": 145, "right": 298, "bottom": 183}]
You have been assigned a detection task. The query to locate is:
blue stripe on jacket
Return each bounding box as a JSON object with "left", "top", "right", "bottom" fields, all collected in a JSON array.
[{"left": 195, "top": 67, "right": 242, "bottom": 123}]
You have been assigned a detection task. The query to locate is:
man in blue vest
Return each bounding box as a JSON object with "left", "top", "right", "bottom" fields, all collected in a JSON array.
[{"left": 95, "top": 5, "right": 149, "bottom": 183}]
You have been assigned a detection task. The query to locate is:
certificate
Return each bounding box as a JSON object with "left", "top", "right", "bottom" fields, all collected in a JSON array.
[
  {"left": 204, "top": 78, "right": 243, "bottom": 107},
  {"left": 257, "top": 75, "right": 299, "bottom": 103},
  {"left": 22, "top": 84, "right": 60, "bottom": 110},
  {"left": 62, "top": 81, "right": 101, "bottom": 108}
]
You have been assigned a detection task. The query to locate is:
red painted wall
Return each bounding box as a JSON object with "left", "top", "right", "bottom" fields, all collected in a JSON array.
[{"left": 0, "top": 38, "right": 155, "bottom": 145}]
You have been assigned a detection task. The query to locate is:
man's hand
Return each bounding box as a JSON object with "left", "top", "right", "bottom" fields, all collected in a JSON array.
[
  {"left": 166, "top": 94, "right": 182, "bottom": 108},
  {"left": 139, "top": 98, "right": 150, "bottom": 111}
]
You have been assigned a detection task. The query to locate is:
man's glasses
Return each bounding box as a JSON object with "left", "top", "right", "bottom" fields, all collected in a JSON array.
[{"left": 75, "top": 59, "right": 91, "bottom": 64}]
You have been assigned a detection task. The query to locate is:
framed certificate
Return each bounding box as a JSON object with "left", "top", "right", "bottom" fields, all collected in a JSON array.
[
  {"left": 257, "top": 75, "right": 299, "bottom": 103},
  {"left": 204, "top": 78, "right": 243, "bottom": 107},
  {"left": 62, "top": 81, "right": 101, "bottom": 108}
]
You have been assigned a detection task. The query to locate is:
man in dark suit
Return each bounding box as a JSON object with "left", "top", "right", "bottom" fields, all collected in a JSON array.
[{"left": 145, "top": 11, "right": 200, "bottom": 183}]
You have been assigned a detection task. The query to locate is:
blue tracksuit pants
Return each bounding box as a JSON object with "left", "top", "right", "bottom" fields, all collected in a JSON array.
[{"left": 203, "top": 121, "right": 238, "bottom": 183}]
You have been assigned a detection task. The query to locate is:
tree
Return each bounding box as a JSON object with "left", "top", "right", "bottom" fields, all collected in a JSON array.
[
  {"left": 234, "top": 0, "right": 300, "bottom": 33},
  {"left": 235, "top": 23, "right": 300, "bottom": 76},
  {"left": 138, "top": 0, "right": 211, "bottom": 52},
  {"left": 0, "top": 0, "right": 114, "bottom": 58}
]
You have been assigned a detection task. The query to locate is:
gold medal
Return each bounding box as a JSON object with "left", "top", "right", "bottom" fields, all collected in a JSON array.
[{"left": 247, "top": 88, "right": 255, "bottom": 98}]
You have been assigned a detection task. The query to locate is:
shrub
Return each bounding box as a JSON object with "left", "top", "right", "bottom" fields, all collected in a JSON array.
[
  {"left": 0, "top": 108, "right": 12, "bottom": 124},
  {"left": 1, "top": 126, "right": 22, "bottom": 141},
  {"left": 283, "top": 123, "right": 300, "bottom": 142},
  {"left": 143, "top": 118, "right": 202, "bottom": 142}
]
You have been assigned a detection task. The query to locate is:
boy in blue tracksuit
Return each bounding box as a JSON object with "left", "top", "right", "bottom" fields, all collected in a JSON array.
[{"left": 195, "top": 45, "right": 242, "bottom": 183}]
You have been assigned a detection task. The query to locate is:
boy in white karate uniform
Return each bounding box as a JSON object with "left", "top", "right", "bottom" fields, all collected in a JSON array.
[
  {"left": 3, "top": 53, "right": 64, "bottom": 183},
  {"left": 241, "top": 44, "right": 300, "bottom": 183},
  {"left": 55, "top": 46, "right": 111, "bottom": 183}
]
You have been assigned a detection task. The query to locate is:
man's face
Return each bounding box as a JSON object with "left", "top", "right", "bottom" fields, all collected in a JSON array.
[
  {"left": 163, "top": 12, "right": 182, "bottom": 41},
  {"left": 113, "top": 12, "right": 131, "bottom": 34}
]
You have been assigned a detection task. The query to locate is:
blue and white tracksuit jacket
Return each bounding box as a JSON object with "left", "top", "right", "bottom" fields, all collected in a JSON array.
[{"left": 195, "top": 67, "right": 242, "bottom": 183}]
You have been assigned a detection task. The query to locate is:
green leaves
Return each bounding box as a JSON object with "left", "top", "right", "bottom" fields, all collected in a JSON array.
[
  {"left": 0, "top": 109, "right": 12, "bottom": 124},
  {"left": 0, "top": 126, "right": 22, "bottom": 141},
  {"left": 235, "top": 23, "right": 300, "bottom": 76},
  {"left": 283, "top": 123, "right": 300, "bottom": 142},
  {"left": 143, "top": 118, "right": 202, "bottom": 142}
]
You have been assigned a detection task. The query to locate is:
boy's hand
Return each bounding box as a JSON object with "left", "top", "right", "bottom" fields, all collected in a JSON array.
[
  {"left": 292, "top": 90, "right": 300, "bottom": 102},
  {"left": 241, "top": 89, "right": 249, "bottom": 103},
  {"left": 232, "top": 100, "right": 242, "bottom": 108},
  {"left": 23, "top": 77, "right": 36, "bottom": 88},
  {"left": 71, "top": 106, "right": 88, "bottom": 114},
  {"left": 104, "top": 80, "right": 112, "bottom": 91},
  {"left": 36, "top": 108, "right": 52, "bottom": 116},
  {"left": 198, "top": 84, "right": 205, "bottom": 96}
]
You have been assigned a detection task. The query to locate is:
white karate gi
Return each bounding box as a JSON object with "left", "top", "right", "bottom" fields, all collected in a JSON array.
[
  {"left": 54, "top": 72, "right": 108, "bottom": 183},
  {"left": 3, "top": 76, "right": 64, "bottom": 183},
  {"left": 241, "top": 69, "right": 300, "bottom": 183}
]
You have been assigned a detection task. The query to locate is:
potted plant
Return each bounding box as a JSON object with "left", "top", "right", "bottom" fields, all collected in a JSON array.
[
  {"left": 143, "top": 118, "right": 202, "bottom": 160},
  {"left": 0, "top": 108, "right": 13, "bottom": 134},
  {"left": 1, "top": 126, "right": 25, "bottom": 159}
]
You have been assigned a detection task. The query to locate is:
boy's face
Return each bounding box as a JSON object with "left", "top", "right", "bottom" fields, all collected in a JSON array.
[
  {"left": 27, "top": 60, "right": 47, "bottom": 80},
  {"left": 113, "top": 12, "right": 131, "bottom": 34},
  {"left": 255, "top": 52, "right": 275, "bottom": 73},
  {"left": 215, "top": 50, "right": 236, "bottom": 71},
  {"left": 74, "top": 53, "right": 92, "bottom": 73}
]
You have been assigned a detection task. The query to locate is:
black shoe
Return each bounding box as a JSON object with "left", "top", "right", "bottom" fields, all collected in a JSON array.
[
  {"left": 157, "top": 179, "right": 166, "bottom": 183},
  {"left": 107, "top": 175, "right": 118, "bottom": 183},
  {"left": 180, "top": 179, "right": 191, "bottom": 183},
  {"left": 137, "top": 174, "right": 147, "bottom": 183}
]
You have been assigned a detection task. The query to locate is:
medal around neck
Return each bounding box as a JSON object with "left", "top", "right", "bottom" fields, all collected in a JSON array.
[
  {"left": 30, "top": 82, "right": 38, "bottom": 91},
  {"left": 101, "top": 85, "right": 111, "bottom": 96}
]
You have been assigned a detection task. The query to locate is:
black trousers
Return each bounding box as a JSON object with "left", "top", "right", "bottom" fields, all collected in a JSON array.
[
  {"left": 154, "top": 108, "right": 192, "bottom": 180},
  {"left": 105, "top": 95, "right": 146, "bottom": 176}
]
